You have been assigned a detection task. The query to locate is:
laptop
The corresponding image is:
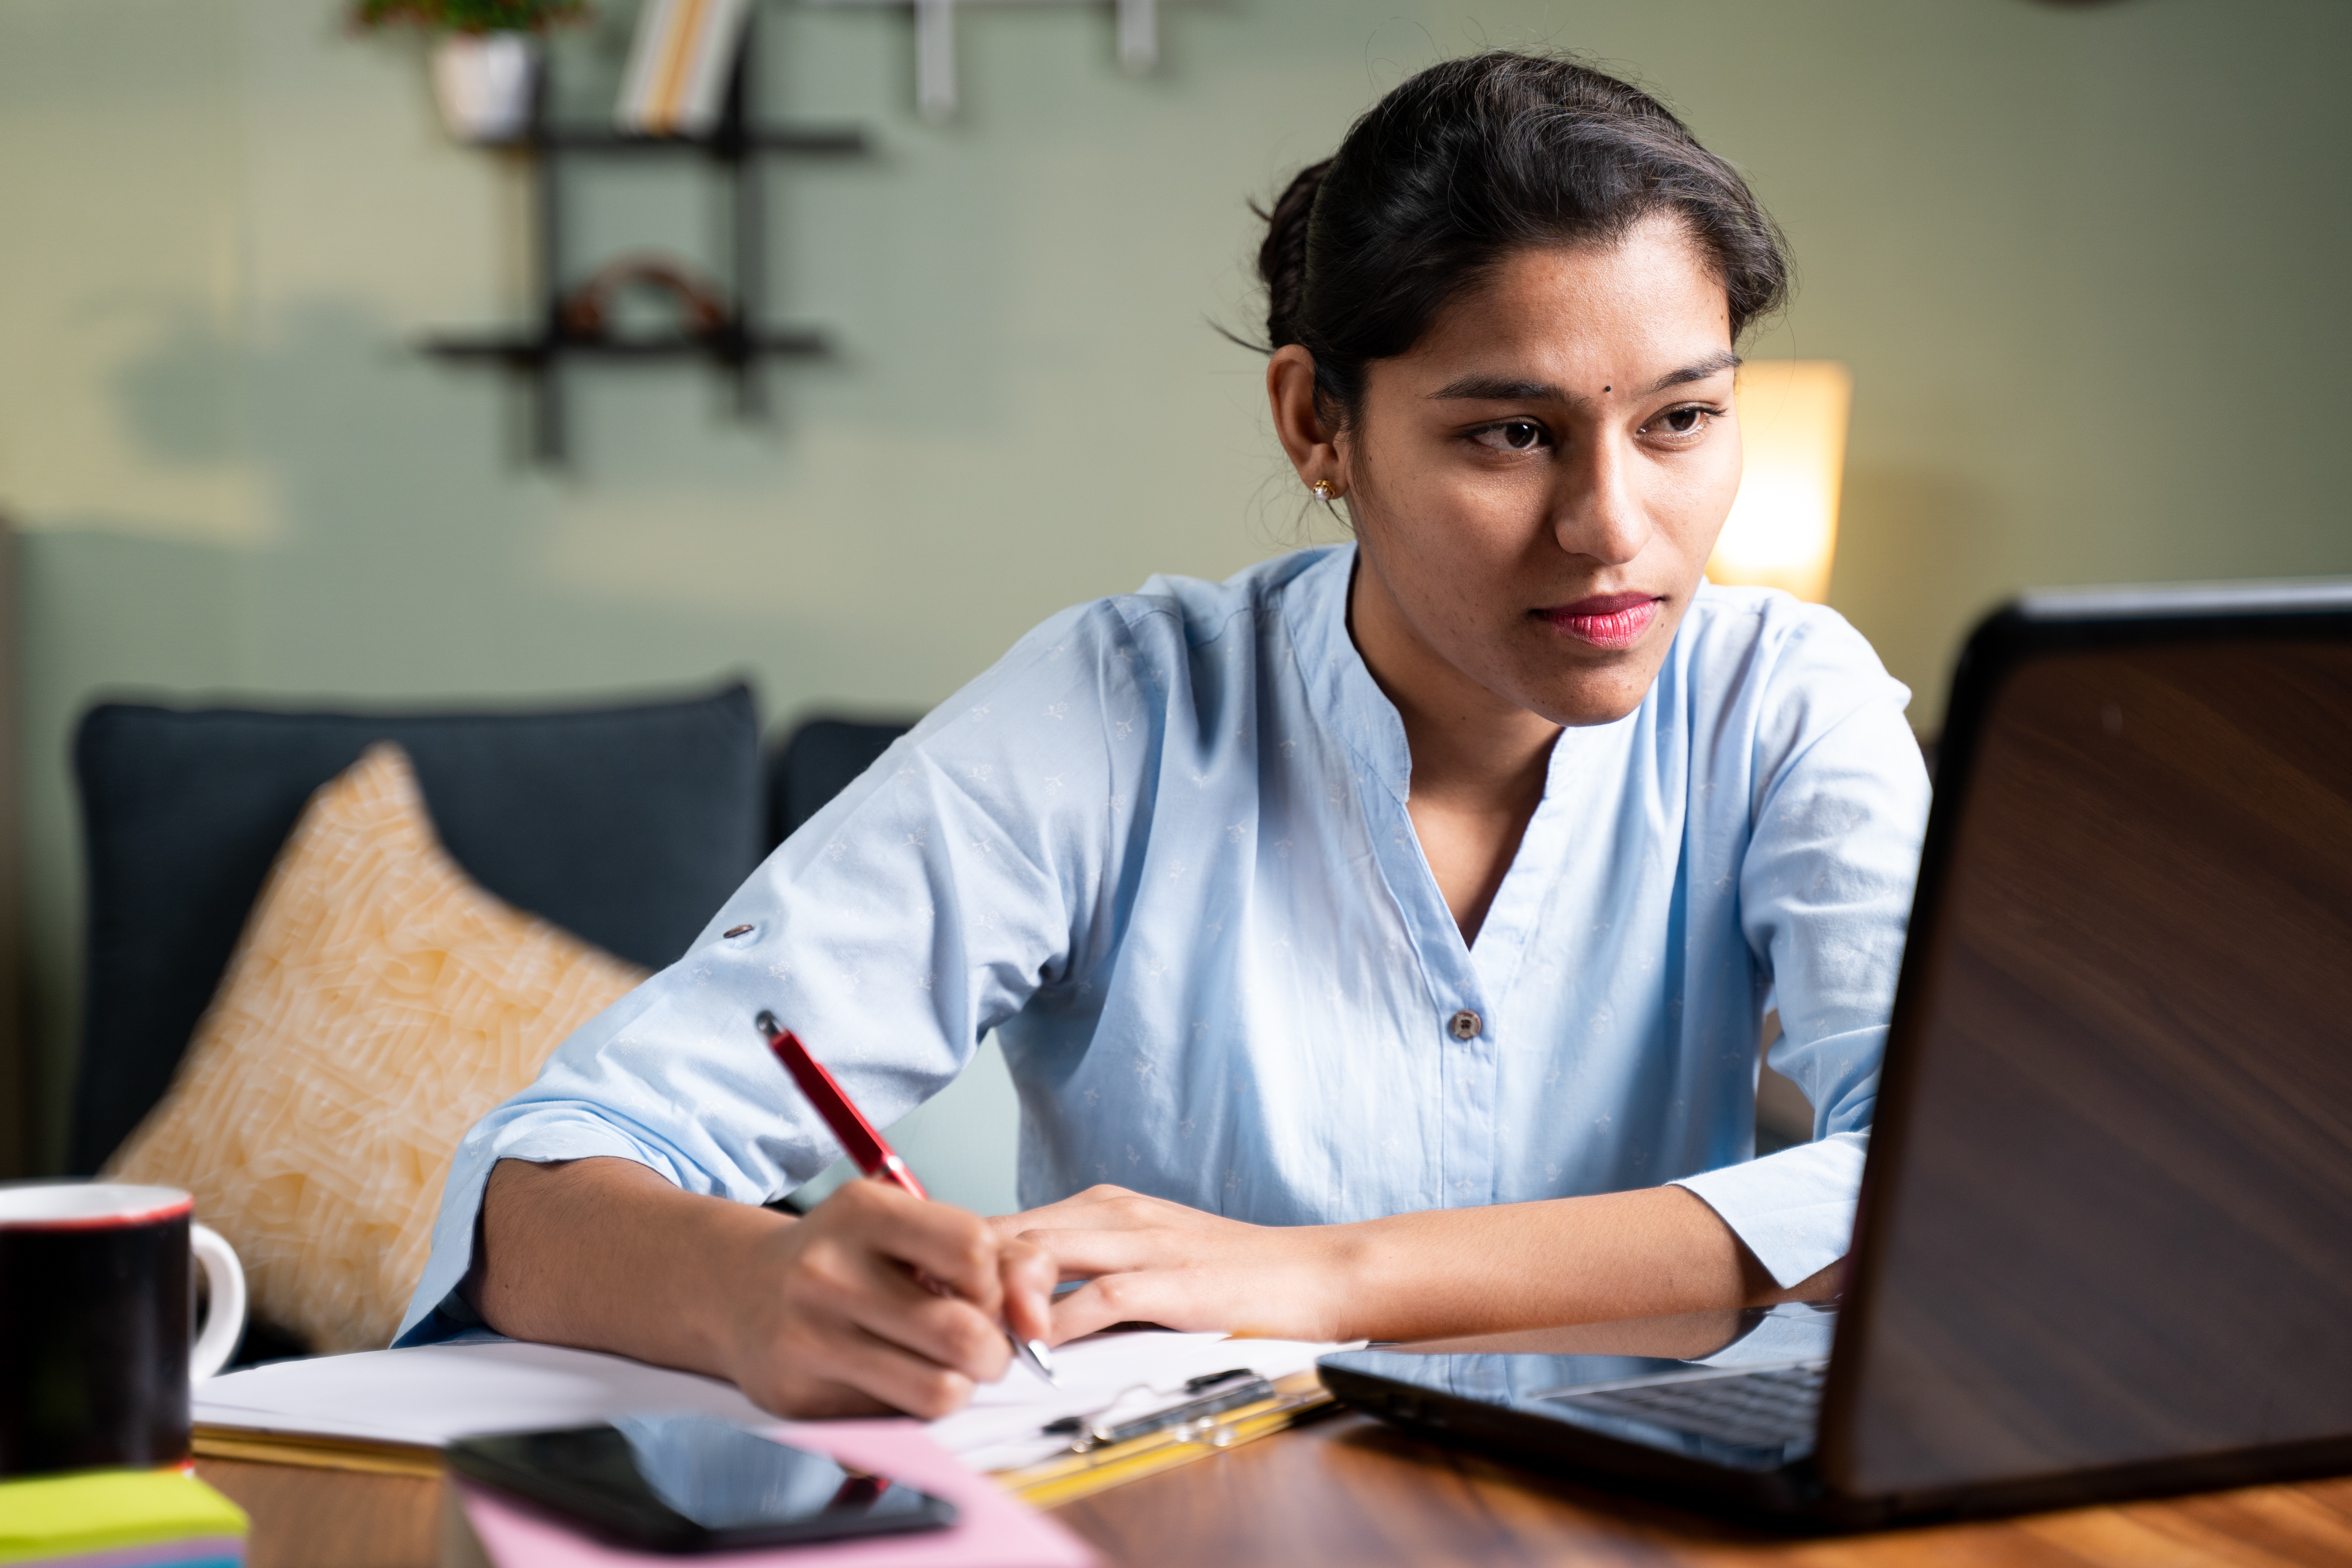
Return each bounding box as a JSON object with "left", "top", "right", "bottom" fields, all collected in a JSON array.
[{"left": 1318, "top": 579, "right": 2352, "bottom": 1528}]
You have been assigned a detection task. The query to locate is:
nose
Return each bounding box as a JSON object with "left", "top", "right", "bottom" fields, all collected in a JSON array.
[{"left": 1551, "top": 428, "right": 1651, "bottom": 566}]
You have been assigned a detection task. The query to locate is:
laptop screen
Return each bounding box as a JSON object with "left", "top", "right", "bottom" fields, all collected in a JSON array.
[{"left": 1823, "top": 592, "right": 2352, "bottom": 1499}]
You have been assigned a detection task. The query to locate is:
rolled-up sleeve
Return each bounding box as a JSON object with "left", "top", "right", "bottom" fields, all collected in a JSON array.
[
  {"left": 1673, "top": 613, "right": 1931, "bottom": 1288},
  {"left": 395, "top": 602, "right": 1145, "bottom": 1345}
]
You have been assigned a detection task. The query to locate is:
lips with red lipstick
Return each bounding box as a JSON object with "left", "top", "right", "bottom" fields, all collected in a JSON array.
[{"left": 1536, "top": 592, "right": 1662, "bottom": 650}]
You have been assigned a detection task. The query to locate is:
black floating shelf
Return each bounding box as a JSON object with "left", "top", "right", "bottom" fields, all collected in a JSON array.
[
  {"left": 420, "top": 13, "right": 871, "bottom": 464},
  {"left": 423, "top": 327, "right": 832, "bottom": 364},
  {"left": 528, "top": 127, "right": 869, "bottom": 155}
]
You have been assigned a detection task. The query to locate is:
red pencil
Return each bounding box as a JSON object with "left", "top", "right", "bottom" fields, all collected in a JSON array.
[{"left": 755, "top": 1010, "right": 1057, "bottom": 1386}]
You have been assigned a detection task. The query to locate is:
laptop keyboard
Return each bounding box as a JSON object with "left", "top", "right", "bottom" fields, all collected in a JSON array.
[{"left": 1542, "top": 1362, "right": 1828, "bottom": 1448}]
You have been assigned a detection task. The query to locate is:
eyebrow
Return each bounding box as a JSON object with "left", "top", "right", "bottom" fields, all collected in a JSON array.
[
  {"left": 1425, "top": 350, "right": 1740, "bottom": 404},
  {"left": 1426, "top": 374, "right": 1564, "bottom": 402},
  {"left": 1643, "top": 349, "right": 1740, "bottom": 395}
]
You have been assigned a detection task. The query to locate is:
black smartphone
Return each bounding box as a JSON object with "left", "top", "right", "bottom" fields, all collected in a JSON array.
[{"left": 446, "top": 1412, "right": 958, "bottom": 1553}]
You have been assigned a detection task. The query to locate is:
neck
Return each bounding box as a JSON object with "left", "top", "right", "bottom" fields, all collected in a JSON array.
[{"left": 1345, "top": 549, "right": 1560, "bottom": 810}]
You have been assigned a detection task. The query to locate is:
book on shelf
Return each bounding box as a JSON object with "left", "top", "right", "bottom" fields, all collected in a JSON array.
[{"left": 615, "top": 0, "right": 756, "bottom": 137}]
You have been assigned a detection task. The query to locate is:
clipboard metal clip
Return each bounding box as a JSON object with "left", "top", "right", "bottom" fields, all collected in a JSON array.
[{"left": 1045, "top": 1370, "right": 1276, "bottom": 1455}]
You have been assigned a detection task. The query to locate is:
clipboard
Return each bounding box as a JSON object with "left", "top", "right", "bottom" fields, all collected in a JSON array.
[
  {"left": 193, "top": 1425, "right": 444, "bottom": 1478},
  {"left": 989, "top": 1368, "right": 1335, "bottom": 1506},
  {"left": 191, "top": 1335, "right": 1345, "bottom": 1504}
]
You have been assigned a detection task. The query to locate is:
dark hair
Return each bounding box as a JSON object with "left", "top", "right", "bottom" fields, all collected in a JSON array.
[{"left": 1254, "top": 52, "right": 1788, "bottom": 427}]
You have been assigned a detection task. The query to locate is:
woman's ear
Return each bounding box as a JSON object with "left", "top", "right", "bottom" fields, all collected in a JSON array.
[{"left": 1267, "top": 345, "right": 1346, "bottom": 497}]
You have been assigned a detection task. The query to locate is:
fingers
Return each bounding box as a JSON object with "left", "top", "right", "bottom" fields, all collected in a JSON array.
[
  {"left": 1007, "top": 1225, "right": 1175, "bottom": 1281},
  {"left": 984, "top": 1184, "right": 1144, "bottom": 1240},
  {"left": 825, "top": 1179, "right": 1006, "bottom": 1319},
  {"left": 813, "top": 1227, "right": 1012, "bottom": 1381},
  {"left": 842, "top": 1187, "right": 1056, "bottom": 1365},
  {"left": 725, "top": 1176, "right": 1079, "bottom": 1419},
  {"left": 996, "top": 1235, "right": 1058, "bottom": 1346},
  {"left": 1047, "top": 1269, "right": 1216, "bottom": 1342},
  {"left": 735, "top": 1257, "right": 993, "bottom": 1422},
  {"left": 748, "top": 1183, "right": 1015, "bottom": 1410},
  {"left": 832, "top": 1323, "right": 984, "bottom": 1419},
  {"left": 862, "top": 1271, "right": 1015, "bottom": 1384},
  {"left": 764, "top": 1180, "right": 1253, "bottom": 1415},
  {"left": 743, "top": 1327, "right": 980, "bottom": 1421}
]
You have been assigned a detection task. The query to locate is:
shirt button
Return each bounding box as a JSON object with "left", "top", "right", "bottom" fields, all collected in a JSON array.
[{"left": 1448, "top": 1009, "right": 1482, "bottom": 1040}]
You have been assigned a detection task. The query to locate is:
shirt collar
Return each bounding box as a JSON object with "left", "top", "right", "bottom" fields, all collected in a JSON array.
[{"left": 1278, "top": 543, "right": 1415, "bottom": 805}]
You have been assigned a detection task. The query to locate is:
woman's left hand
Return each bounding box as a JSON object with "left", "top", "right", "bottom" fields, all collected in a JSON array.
[
  {"left": 988, "top": 1185, "right": 1358, "bottom": 1344},
  {"left": 991, "top": 1183, "right": 1849, "bottom": 1349}
]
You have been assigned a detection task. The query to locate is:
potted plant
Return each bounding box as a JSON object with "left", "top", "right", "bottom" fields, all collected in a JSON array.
[{"left": 356, "top": 0, "right": 588, "bottom": 144}]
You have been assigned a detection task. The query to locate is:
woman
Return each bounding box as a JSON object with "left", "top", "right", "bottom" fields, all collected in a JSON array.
[{"left": 400, "top": 52, "right": 1929, "bottom": 1421}]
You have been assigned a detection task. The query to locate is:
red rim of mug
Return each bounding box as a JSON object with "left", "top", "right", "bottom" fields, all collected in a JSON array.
[{"left": 0, "top": 1181, "right": 194, "bottom": 1231}]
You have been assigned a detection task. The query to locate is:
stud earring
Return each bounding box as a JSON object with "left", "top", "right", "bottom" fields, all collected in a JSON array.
[{"left": 1312, "top": 480, "right": 1337, "bottom": 502}]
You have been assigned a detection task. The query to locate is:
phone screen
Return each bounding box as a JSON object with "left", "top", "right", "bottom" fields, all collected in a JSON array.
[{"left": 448, "top": 1412, "right": 957, "bottom": 1552}]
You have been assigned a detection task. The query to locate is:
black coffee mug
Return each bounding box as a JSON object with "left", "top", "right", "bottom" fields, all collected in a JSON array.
[{"left": 0, "top": 1181, "right": 246, "bottom": 1477}]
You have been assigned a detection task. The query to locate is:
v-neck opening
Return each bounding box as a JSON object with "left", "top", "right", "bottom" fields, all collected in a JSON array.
[{"left": 1281, "top": 544, "right": 1598, "bottom": 999}]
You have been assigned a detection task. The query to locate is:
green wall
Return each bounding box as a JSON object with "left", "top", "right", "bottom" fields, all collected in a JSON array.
[{"left": 4, "top": 0, "right": 2348, "bottom": 1176}]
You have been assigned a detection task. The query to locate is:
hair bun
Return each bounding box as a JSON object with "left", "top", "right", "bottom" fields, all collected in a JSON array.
[{"left": 1255, "top": 158, "right": 1329, "bottom": 350}]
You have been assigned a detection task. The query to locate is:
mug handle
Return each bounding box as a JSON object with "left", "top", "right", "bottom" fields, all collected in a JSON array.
[{"left": 189, "top": 1223, "right": 247, "bottom": 1383}]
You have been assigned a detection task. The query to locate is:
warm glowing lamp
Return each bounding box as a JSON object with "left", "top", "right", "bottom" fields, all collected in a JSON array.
[{"left": 1707, "top": 360, "right": 1853, "bottom": 604}]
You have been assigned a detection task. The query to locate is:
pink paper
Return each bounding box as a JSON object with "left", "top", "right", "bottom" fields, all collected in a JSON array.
[{"left": 455, "top": 1419, "right": 1094, "bottom": 1568}]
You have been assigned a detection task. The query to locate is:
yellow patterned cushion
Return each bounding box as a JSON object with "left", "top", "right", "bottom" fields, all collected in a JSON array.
[{"left": 106, "top": 742, "right": 648, "bottom": 1353}]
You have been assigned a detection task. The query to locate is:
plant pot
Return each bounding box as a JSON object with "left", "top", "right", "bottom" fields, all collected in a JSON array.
[{"left": 430, "top": 31, "right": 537, "bottom": 144}]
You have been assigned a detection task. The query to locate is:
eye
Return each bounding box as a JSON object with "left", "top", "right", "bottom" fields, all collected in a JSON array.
[
  {"left": 1645, "top": 405, "right": 1717, "bottom": 438},
  {"left": 1470, "top": 420, "right": 1550, "bottom": 453}
]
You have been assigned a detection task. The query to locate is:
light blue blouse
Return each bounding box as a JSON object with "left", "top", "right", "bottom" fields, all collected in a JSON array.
[{"left": 399, "top": 544, "right": 1930, "bottom": 1344}]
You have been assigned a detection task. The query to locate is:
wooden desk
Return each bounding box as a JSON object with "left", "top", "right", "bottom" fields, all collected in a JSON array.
[{"left": 197, "top": 1410, "right": 2352, "bottom": 1568}]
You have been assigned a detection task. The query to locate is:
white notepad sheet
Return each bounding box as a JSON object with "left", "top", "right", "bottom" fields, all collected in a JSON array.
[{"left": 192, "top": 1330, "right": 1349, "bottom": 1472}]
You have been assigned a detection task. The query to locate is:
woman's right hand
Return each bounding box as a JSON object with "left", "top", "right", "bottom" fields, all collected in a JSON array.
[
  {"left": 472, "top": 1156, "right": 1053, "bottom": 1420},
  {"left": 722, "top": 1176, "right": 1056, "bottom": 1418}
]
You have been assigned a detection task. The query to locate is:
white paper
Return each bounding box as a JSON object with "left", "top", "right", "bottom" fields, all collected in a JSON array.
[
  {"left": 194, "top": 1337, "right": 773, "bottom": 1448},
  {"left": 192, "top": 1330, "right": 1353, "bottom": 1472}
]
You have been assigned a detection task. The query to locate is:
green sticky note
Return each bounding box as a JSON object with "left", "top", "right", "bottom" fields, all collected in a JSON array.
[{"left": 0, "top": 1469, "right": 248, "bottom": 1564}]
